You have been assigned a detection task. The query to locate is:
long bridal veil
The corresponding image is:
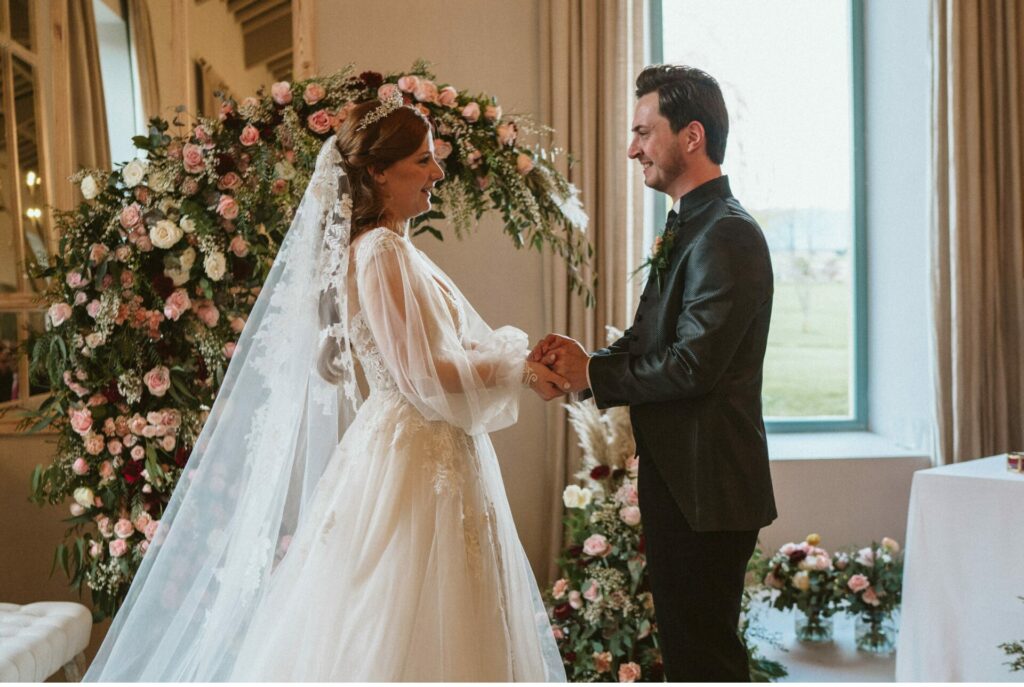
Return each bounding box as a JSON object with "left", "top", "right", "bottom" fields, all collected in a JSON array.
[{"left": 85, "top": 138, "right": 360, "bottom": 680}]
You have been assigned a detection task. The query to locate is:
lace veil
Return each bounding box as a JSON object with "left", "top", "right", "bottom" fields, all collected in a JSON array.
[{"left": 85, "top": 136, "right": 362, "bottom": 680}]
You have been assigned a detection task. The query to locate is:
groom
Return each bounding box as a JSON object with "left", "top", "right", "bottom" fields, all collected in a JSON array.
[{"left": 533, "top": 65, "right": 777, "bottom": 682}]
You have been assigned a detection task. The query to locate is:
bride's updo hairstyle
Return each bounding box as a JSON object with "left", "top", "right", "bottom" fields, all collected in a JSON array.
[{"left": 334, "top": 99, "right": 431, "bottom": 236}]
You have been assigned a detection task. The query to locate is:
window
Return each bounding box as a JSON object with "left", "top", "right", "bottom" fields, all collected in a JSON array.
[
  {"left": 651, "top": 0, "right": 866, "bottom": 431},
  {"left": 93, "top": 0, "right": 145, "bottom": 164},
  {"left": 0, "top": 0, "right": 52, "bottom": 407}
]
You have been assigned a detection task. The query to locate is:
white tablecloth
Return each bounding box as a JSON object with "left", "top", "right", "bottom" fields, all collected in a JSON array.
[{"left": 896, "top": 455, "right": 1024, "bottom": 681}]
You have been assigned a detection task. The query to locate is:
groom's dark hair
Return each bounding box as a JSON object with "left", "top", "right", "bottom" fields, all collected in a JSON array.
[{"left": 635, "top": 65, "right": 728, "bottom": 164}]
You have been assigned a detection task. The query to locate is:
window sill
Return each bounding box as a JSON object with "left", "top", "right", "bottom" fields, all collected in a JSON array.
[{"left": 767, "top": 431, "right": 931, "bottom": 462}]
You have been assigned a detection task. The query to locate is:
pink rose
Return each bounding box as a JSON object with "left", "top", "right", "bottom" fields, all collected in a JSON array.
[
  {"left": 271, "top": 81, "right": 293, "bottom": 105},
  {"left": 129, "top": 414, "right": 147, "bottom": 435},
  {"left": 70, "top": 408, "right": 93, "bottom": 436},
  {"left": 229, "top": 235, "right": 249, "bottom": 258},
  {"left": 71, "top": 458, "right": 89, "bottom": 475},
  {"left": 115, "top": 245, "right": 133, "bottom": 262},
  {"left": 163, "top": 288, "right": 192, "bottom": 321},
  {"left": 516, "top": 153, "right": 534, "bottom": 175},
  {"left": 568, "top": 590, "right": 583, "bottom": 609},
  {"left": 437, "top": 86, "right": 458, "bottom": 108},
  {"left": 582, "top": 533, "right": 611, "bottom": 557},
  {"left": 107, "top": 439, "right": 123, "bottom": 456},
  {"left": 552, "top": 578, "right": 569, "bottom": 600},
  {"left": 552, "top": 627, "right": 564, "bottom": 640},
  {"left": 86, "top": 300, "right": 102, "bottom": 319},
  {"left": 159, "top": 409, "right": 182, "bottom": 429},
  {"left": 120, "top": 204, "right": 142, "bottom": 229},
  {"left": 862, "top": 586, "right": 881, "bottom": 606},
  {"left": 131, "top": 445, "right": 145, "bottom": 461},
  {"left": 166, "top": 141, "right": 183, "bottom": 160},
  {"left": 466, "top": 149, "right": 482, "bottom": 169},
  {"left": 160, "top": 435, "right": 176, "bottom": 452},
  {"left": 434, "top": 139, "right": 453, "bottom": 160},
  {"left": 74, "top": 291, "right": 89, "bottom": 305},
  {"left": 625, "top": 454, "right": 639, "bottom": 474},
  {"left": 219, "top": 101, "right": 233, "bottom": 121},
  {"left": 582, "top": 579, "right": 601, "bottom": 602},
  {"left": 307, "top": 109, "right": 333, "bottom": 134},
  {"left": 182, "top": 143, "right": 205, "bottom": 174},
  {"left": 142, "top": 424, "right": 161, "bottom": 438},
  {"left": 138, "top": 540, "right": 150, "bottom": 555},
  {"left": 66, "top": 271, "right": 88, "bottom": 288},
  {"left": 97, "top": 516, "right": 113, "bottom": 538},
  {"left": 303, "top": 82, "right": 326, "bottom": 105},
  {"left": 780, "top": 542, "right": 798, "bottom": 556},
  {"left": 223, "top": 342, "right": 236, "bottom": 359},
  {"left": 181, "top": 177, "right": 200, "bottom": 196},
  {"left": 593, "top": 651, "right": 612, "bottom": 674},
  {"left": 271, "top": 178, "right": 288, "bottom": 195},
  {"left": 239, "top": 124, "right": 260, "bottom": 147},
  {"left": 89, "top": 541, "right": 102, "bottom": 558},
  {"left": 218, "top": 172, "right": 242, "bottom": 191},
  {"left": 848, "top": 574, "right": 871, "bottom": 593},
  {"left": 413, "top": 80, "right": 438, "bottom": 103},
  {"left": 461, "top": 102, "right": 481, "bottom": 123},
  {"left": 144, "top": 520, "right": 160, "bottom": 541},
  {"left": 85, "top": 433, "right": 105, "bottom": 455},
  {"left": 618, "top": 662, "right": 641, "bottom": 683},
  {"left": 485, "top": 104, "right": 502, "bottom": 121},
  {"left": 496, "top": 121, "right": 518, "bottom": 146},
  {"left": 48, "top": 302, "right": 72, "bottom": 327},
  {"left": 109, "top": 539, "right": 128, "bottom": 557},
  {"left": 229, "top": 316, "right": 247, "bottom": 333},
  {"left": 377, "top": 83, "right": 400, "bottom": 102},
  {"left": 217, "top": 195, "right": 239, "bottom": 220},
  {"left": 619, "top": 505, "right": 641, "bottom": 526},
  {"left": 855, "top": 547, "right": 875, "bottom": 566},
  {"left": 114, "top": 518, "right": 134, "bottom": 539},
  {"left": 123, "top": 434, "right": 137, "bottom": 447},
  {"left": 98, "top": 461, "right": 114, "bottom": 480},
  {"left": 615, "top": 483, "right": 639, "bottom": 506},
  {"left": 143, "top": 365, "right": 171, "bottom": 397},
  {"left": 89, "top": 243, "right": 109, "bottom": 264},
  {"left": 193, "top": 125, "right": 212, "bottom": 145},
  {"left": 195, "top": 301, "right": 220, "bottom": 327},
  {"left": 397, "top": 75, "right": 420, "bottom": 93}
]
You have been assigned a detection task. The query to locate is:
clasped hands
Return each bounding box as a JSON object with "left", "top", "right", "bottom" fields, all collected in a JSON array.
[{"left": 524, "top": 333, "right": 591, "bottom": 401}]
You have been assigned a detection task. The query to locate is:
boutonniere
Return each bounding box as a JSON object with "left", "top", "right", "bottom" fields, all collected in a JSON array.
[{"left": 633, "top": 226, "right": 676, "bottom": 291}]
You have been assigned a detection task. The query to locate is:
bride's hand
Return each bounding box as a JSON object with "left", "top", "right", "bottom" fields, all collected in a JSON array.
[{"left": 523, "top": 361, "right": 570, "bottom": 401}]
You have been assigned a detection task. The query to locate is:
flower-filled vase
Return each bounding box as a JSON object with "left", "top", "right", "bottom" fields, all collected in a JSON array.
[
  {"left": 855, "top": 609, "right": 897, "bottom": 655},
  {"left": 794, "top": 607, "right": 834, "bottom": 643}
]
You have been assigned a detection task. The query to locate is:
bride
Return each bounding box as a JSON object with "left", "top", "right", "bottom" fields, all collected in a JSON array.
[{"left": 84, "top": 94, "right": 569, "bottom": 681}]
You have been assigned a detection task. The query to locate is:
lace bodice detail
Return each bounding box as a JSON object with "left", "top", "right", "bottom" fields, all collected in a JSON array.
[{"left": 349, "top": 310, "right": 399, "bottom": 393}]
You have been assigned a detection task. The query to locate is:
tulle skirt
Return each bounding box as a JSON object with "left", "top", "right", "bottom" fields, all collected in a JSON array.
[{"left": 229, "top": 389, "right": 563, "bottom": 681}]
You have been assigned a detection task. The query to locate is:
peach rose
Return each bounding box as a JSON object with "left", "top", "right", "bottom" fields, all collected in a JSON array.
[
  {"left": 98, "top": 461, "right": 115, "bottom": 481},
  {"left": 552, "top": 578, "right": 569, "bottom": 600},
  {"left": 618, "top": 662, "right": 641, "bottom": 683},
  {"left": 89, "top": 243, "right": 109, "bottom": 264},
  {"left": 160, "top": 435, "right": 176, "bottom": 452},
  {"left": 195, "top": 301, "right": 220, "bottom": 327},
  {"left": 438, "top": 86, "right": 458, "bottom": 107},
  {"left": 516, "top": 153, "right": 534, "bottom": 175},
  {"left": 496, "top": 121, "right": 518, "bottom": 146},
  {"left": 229, "top": 316, "right": 247, "bottom": 333},
  {"left": 413, "top": 80, "right": 438, "bottom": 103},
  {"left": 128, "top": 415, "right": 147, "bottom": 435},
  {"left": 461, "top": 102, "right": 481, "bottom": 123},
  {"left": 182, "top": 143, "right": 205, "bottom": 174},
  {"left": 217, "top": 195, "right": 239, "bottom": 220},
  {"left": 881, "top": 537, "right": 900, "bottom": 554},
  {"left": 160, "top": 409, "right": 182, "bottom": 429},
  {"left": 303, "top": 82, "right": 326, "bottom": 105},
  {"left": 377, "top": 83, "right": 400, "bottom": 102},
  {"left": 271, "top": 81, "right": 293, "bottom": 105},
  {"left": 48, "top": 302, "right": 72, "bottom": 327},
  {"left": 229, "top": 234, "right": 249, "bottom": 257},
  {"left": 217, "top": 172, "right": 242, "bottom": 191},
  {"left": 307, "top": 109, "right": 333, "bottom": 134},
  {"left": 84, "top": 433, "right": 105, "bottom": 455},
  {"left": 143, "top": 365, "right": 171, "bottom": 397},
  {"left": 862, "top": 586, "right": 881, "bottom": 606},
  {"left": 434, "top": 139, "right": 453, "bottom": 160},
  {"left": 163, "top": 288, "right": 192, "bottom": 322},
  {"left": 484, "top": 104, "right": 502, "bottom": 121},
  {"left": 131, "top": 445, "right": 145, "bottom": 461},
  {"left": 239, "top": 124, "right": 260, "bottom": 147},
  {"left": 593, "top": 652, "right": 612, "bottom": 674},
  {"left": 397, "top": 75, "right": 420, "bottom": 93},
  {"left": 848, "top": 573, "right": 871, "bottom": 593},
  {"left": 583, "top": 533, "right": 611, "bottom": 557}
]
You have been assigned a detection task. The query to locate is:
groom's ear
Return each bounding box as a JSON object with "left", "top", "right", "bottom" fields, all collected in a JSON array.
[{"left": 680, "top": 120, "right": 706, "bottom": 156}]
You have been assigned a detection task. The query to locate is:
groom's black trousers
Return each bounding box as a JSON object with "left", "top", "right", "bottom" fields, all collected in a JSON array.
[{"left": 638, "top": 443, "right": 759, "bottom": 683}]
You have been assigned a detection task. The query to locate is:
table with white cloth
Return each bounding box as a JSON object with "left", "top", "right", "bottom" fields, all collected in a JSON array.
[{"left": 896, "top": 455, "right": 1024, "bottom": 682}]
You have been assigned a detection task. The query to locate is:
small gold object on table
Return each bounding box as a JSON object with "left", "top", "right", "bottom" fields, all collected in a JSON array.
[{"left": 1008, "top": 451, "right": 1024, "bottom": 474}]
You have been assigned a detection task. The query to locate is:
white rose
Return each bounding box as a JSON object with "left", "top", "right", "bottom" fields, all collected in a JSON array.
[
  {"left": 122, "top": 159, "right": 147, "bottom": 187},
  {"left": 73, "top": 487, "right": 95, "bottom": 508},
  {"left": 150, "top": 220, "right": 184, "bottom": 249},
  {"left": 180, "top": 216, "right": 197, "bottom": 234},
  {"left": 85, "top": 332, "right": 105, "bottom": 349},
  {"left": 204, "top": 251, "right": 227, "bottom": 281},
  {"left": 165, "top": 267, "right": 190, "bottom": 286},
  {"left": 80, "top": 175, "right": 99, "bottom": 200},
  {"left": 69, "top": 503, "right": 85, "bottom": 517},
  {"left": 180, "top": 247, "right": 197, "bottom": 270},
  {"left": 562, "top": 484, "right": 593, "bottom": 509}
]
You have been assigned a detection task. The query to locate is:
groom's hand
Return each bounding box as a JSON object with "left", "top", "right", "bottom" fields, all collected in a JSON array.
[
  {"left": 524, "top": 361, "right": 570, "bottom": 401},
  {"left": 530, "top": 334, "right": 590, "bottom": 393}
]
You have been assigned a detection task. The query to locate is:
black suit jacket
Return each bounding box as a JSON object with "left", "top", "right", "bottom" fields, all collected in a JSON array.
[{"left": 588, "top": 176, "right": 777, "bottom": 532}]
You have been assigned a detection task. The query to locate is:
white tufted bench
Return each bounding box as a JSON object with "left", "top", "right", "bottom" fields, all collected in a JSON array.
[{"left": 0, "top": 602, "right": 92, "bottom": 682}]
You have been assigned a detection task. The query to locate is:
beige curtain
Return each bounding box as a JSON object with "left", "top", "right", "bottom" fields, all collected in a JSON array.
[
  {"left": 538, "top": 0, "right": 645, "bottom": 580},
  {"left": 67, "top": 0, "right": 110, "bottom": 171},
  {"left": 931, "top": 0, "right": 1024, "bottom": 464},
  {"left": 127, "top": 0, "right": 161, "bottom": 121}
]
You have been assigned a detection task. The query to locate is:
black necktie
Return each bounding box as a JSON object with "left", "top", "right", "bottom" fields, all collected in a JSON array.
[{"left": 663, "top": 209, "right": 678, "bottom": 236}]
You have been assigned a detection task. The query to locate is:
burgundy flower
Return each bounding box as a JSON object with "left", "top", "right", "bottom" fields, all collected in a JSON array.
[
  {"left": 173, "top": 444, "right": 190, "bottom": 468},
  {"left": 553, "top": 603, "right": 572, "bottom": 620},
  {"left": 564, "top": 652, "right": 576, "bottom": 665},
  {"left": 590, "top": 465, "right": 611, "bottom": 480},
  {"left": 122, "top": 459, "right": 144, "bottom": 484},
  {"left": 214, "top": 153, "right": 236, "bottom": 176},
  {"left": 359, "top": 71, "right": 384, "bottom": 90},
  {"left": 789, "top": 549, "right": 808, "bottom": 565},
  {"left": 101, "top": 381, "right": 123, "bottom": 404},
  {"left": 638, "top": 535, "right": 646, "bottom": 554},
  {"left": 151, "top": 274, "right": 175, "bottom": 299},
  {"left": 568, "top": 545, "right": 583, "bottom": 558},
  {"left": 650, "top": 662, "right": 664, "bottom": 681},
  {"left": 231, "top": 256, "right": 253, "bottom": 281}
]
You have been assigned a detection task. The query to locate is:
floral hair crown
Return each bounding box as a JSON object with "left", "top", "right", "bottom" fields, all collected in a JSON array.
[{"left": 356, "top": 89, "right": 405, "bottom": 131}]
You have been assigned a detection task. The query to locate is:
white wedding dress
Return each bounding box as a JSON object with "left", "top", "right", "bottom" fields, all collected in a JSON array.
[{"left": 225, "top": 227, "right": 563, "bottom": 681}]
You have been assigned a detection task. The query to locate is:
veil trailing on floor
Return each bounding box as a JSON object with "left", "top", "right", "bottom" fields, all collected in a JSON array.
[{"left": 85, "top": 137, "right": 363, "bottom": 680}]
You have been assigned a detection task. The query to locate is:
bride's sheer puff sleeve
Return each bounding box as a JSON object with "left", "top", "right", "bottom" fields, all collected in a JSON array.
[{"left": 355, "top": 228, "right": 529, "bottom": 435}]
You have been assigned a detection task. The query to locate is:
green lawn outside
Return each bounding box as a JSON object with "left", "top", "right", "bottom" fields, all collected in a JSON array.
[{"left": 763, "top": 281, "right": 851, "bottom": 418}]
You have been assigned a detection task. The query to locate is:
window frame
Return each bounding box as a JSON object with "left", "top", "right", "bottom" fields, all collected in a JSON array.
[{"left": 648, "top": 0, "right": 868, "bottom": 432}]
